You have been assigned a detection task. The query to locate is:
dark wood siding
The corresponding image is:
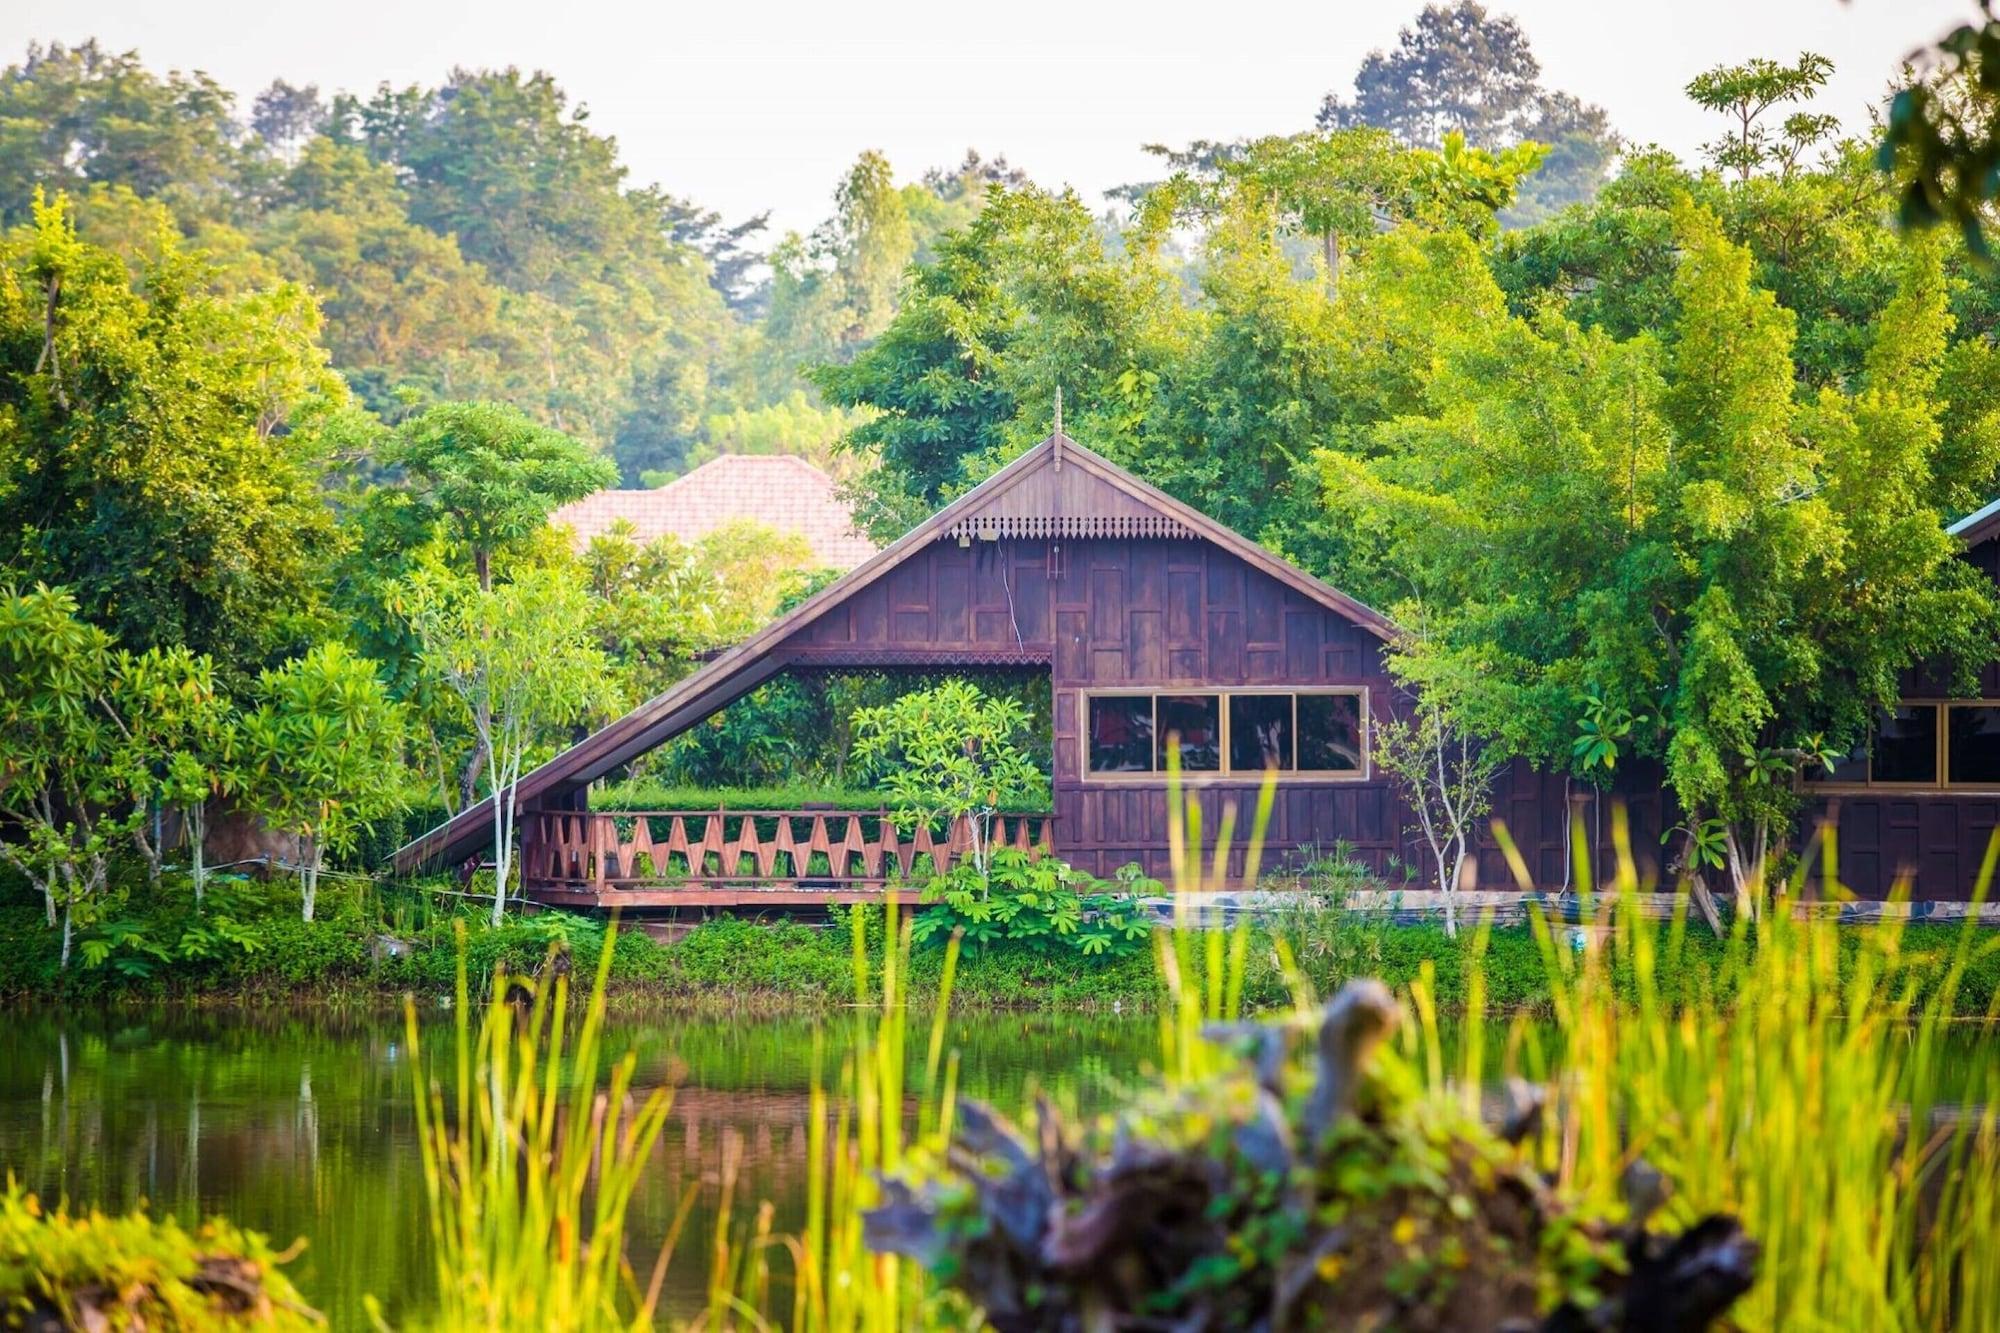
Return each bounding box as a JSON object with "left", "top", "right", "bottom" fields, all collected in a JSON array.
[{"left": 1046, "top": 539, "right": 1400, "bottom": 879}]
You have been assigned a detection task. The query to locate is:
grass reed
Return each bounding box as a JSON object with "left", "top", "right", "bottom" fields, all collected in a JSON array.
[{"left": 395, "top": 920, "right": 681, "bottom": 1332}]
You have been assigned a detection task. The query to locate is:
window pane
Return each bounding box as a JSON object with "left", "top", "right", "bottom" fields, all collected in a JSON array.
[
  {"left": 1298, "top": 693, "right": 1363, "bottom": 771},
  {"left": 1873, "top": 705, "right": 1939, "bottom": 784},
  {"left": 1229, "top": 694, "right": 1294, "bottom": 772},
  {"left": 1157, "top": 694, "right": 1221, "bottom": 771},
  {"left": 1087, "top": 695, "right": 1154, "bottom": 772},
  {"left": 1948, "top": 705, "right": 2000, "bottom": 785}
]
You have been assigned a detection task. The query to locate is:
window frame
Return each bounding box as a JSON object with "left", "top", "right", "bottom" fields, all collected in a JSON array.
[
  {"left": 1803, "top": 699, "right": 2000, "bottom": 791},
  {"left": 1079, "top": 686, "right": 1370, "bottom": 784}
]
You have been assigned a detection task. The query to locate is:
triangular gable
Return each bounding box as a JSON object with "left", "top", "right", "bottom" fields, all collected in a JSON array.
[{"left": 390, "top": 435, "right": 1393, "bottom": 873}]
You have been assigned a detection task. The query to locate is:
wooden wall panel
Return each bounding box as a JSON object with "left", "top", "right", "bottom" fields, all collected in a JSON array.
[
  {"left": 1814, "top": 795, "right": 2000, "bottom": 900},
  {"left": 1051, "top": 537, "right": 1405, "bottom": 879}
]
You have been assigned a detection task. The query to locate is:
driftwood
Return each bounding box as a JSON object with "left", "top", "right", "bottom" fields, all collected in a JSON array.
[{"left": 867, "top": 980, "right": 1755, "bottom": 1332}]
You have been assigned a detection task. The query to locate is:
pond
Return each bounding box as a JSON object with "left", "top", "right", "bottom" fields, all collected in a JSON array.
[
  {"left": 4, "top": 1004, "right": 1996, "bottom": 1329},
  {"left": 0, "top": 1005, "right": 1160, "bottom": 1328}
]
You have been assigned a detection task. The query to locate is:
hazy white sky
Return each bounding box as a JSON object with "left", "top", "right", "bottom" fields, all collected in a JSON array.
[{"left": 1, "top": 0, "right": 1983, "bottom": 235}]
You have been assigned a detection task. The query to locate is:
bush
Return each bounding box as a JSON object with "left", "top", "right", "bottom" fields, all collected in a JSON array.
[
  {"left": 0, "top": 1183, "right": 317, "bottom": 1329},
  {"left": 910, "top": 851, "right": 1159, "bottom": 958}
]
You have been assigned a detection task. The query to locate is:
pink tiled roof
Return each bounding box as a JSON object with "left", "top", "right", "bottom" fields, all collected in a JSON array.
[{"left": 552, "top": 455, "right": 878, "bottom": 571}]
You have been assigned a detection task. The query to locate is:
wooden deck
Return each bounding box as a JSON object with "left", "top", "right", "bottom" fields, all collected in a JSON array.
[{"left": 520, "top": 808, "right": 1056, "bottom": 907}]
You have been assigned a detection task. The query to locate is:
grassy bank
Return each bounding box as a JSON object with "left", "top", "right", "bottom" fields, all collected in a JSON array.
[{"left": 5, "top": 872, "right": 1998, "bottom": 1015}]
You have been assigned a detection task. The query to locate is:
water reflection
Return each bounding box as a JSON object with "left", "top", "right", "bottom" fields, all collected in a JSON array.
[{"left": 0, "top": 1008, "right": 1159, "bottom": 1328}]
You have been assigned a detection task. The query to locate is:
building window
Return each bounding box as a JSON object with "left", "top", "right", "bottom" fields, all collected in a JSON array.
[
  {"left": 1086, "top": 694, "right": 1153, "bottom": 773},
  {"left": 1949, "top": 704, "right": 2000, "bottom": 785},
  {"left": 1229, "top": 695, "right": 1293, "bottom": 771},
  {"left": 1805, "top": 701, "right": 2000, "bottom": 787},
  {"left": 1083, "top": 689, "right": 1368, "bottom": 779},
  {"left": 1158, "top": 694, "right": 1222, "bottom": 771}
]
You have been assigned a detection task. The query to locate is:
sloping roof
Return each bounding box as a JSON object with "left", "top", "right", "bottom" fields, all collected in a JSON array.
[
  {"left": 1949, "top": 496, "right": 2000, "bottom": 549},
  {"left": 392, "top": 434, "right": 1394, "bottom": 874},
  {"left": 552, "top": 455, "right": 877, "bottom": 570}
]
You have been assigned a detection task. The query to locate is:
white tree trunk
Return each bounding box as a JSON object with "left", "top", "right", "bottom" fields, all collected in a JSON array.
[
  {"left": 189, "top": 802, "right": 207, "bottom": 908},
  {"left": 490, "top": 781, "right": 514, "bottom": 929},
  {"left": 301, "top": 835, "right": 320, "bottom": 922}
]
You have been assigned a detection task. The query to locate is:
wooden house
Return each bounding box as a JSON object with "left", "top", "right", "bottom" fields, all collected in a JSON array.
[{"left": 392, "top": 432, "right": 1999, "bottom": 903}]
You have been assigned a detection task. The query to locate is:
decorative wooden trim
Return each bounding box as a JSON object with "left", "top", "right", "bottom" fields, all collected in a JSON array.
[
  {"left": 1075, "top": 686, "right": 1371, "bottom": 785},
  {"left": 784, "top": 646, "right": 1053, "bottom": 668},
  {"left": 942, "top": 514, "right": 1194, "bottom": 542},
  {"left": 521, "top": 809, "right": 1058, "bottom": 896}
]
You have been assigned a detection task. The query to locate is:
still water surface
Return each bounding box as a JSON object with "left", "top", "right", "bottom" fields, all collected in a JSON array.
[
  {"left": 4, "top": 1006, "right": 1995, "bottom": 1329},
  {"left": 0, "top": 1006, "right": 1158, "bottom": 1329}
]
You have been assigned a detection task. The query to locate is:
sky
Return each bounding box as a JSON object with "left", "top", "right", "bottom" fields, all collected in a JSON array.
[{"left": 0, "top": 0, "right": 1985, "bottom": 236}]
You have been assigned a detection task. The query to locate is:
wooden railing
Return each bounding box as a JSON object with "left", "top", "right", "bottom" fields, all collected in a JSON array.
[{"left": 521, "top": 809, "right": 1056, "bottom": 894}]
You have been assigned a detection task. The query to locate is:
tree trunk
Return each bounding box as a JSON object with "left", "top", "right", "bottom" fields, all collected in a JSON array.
[
  {"left": 301, "top": 836, "right": 320, "bottom": 922},
  {"left": 459, "top": 738, "right": 488, "bottom": 811},
  {"left": 59, "top": 901, "right": 72, "bottom": 971},
  {"left": 189, "top": 802, "right": 207, "bottom": 909},
  {"left": 1323, "top": 230, "right": 1341, "bottom": 300}
]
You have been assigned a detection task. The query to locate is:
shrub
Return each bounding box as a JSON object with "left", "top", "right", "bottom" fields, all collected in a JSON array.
[
  {"left": 0, "top": 1183, "right": 317, "bottom": 1329},
  {"left": 911, "top": 850, "right": 1159, "bottom": 958}
]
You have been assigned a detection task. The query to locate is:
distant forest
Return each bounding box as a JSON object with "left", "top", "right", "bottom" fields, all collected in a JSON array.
[{"left": 0, "top": 3, "right": 1613, "bottom": 489}]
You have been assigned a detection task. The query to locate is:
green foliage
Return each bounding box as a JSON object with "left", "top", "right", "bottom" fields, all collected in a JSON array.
[
  {"left": 0, "top": 1182, "right": 317, "bottom": 1330},
  {"left": 1319, "top": 197, "right": 1999, "bottom": 896},
  {"left": 816, "top": 185, "right": 1190, "bottom": 538},
  {"left": 381, "top": 401, "right": 617, "bottom": 589},
  {"left": 399, "top": 566, "right": 613, "bottom": 921},
  {"left": 0, "top": 41, "right": 245, "bottom": 222},
  {"left": 235, "top": 642, "right": 406, "bottom": 921},
  {"left": 1685, "top": 52, "right": 1838, "bottom": 182},
  {"left": 1883, "top": 7, "right": 2000, "bottom": 257},
  {"left": 1313, "top": 1, "right": 1618, "bottom": 222},
  {"left": 911, "top": 851, "right": 1158, "bottom": 958},
  {"left": 850, "top": 680, "right": 1049, "bottom": 880},
  {"left": 78, "top": 877, "right": 275, "bottom": 978},
  {"left": 0, "top": 192, "right": 340, "bottom": 677},
  {"left": 0, "top": 584, "right": 235, "bottom": 963}
]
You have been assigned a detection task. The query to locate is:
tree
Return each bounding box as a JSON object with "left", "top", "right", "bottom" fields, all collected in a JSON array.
[
  {"left": 382, "top": 401, "right": 617, "bottom": 591},
  {"left": 0, "top": 194, "right": 342, "bottom": 678},
  {"left": 816, "top": 186, "right": 1189, "bottom": 538},
  {"left": 1370, "top": 630, "right": 1504, "bottom": 937},
  {"left": 115, "top": 645, "right": 237, "bottom": 901},
  {"left": 1882, "top": 6, "right": 2000, "bottom": 255},
  {"left": 250, "top": 79, "right": 324, "bottom": 159},
  {"left": 399, "top": 568, "right": 613, "bottom": 924},
  {"left": 1685, "top": 53, "right": 1838, "bottom": 183},
  {"left": 1315, "top": 3, "right": 1618, "bottom": 220},
  {"left": 236, "top": 643, "right": 405, "bottom": 921},
  {"left": 1317, "top": 201, "right": 1997, "bottom": 905},
  {"left": 0, "top": 40, "right": 245, "bottom": 223},
  {"left": 0, "top": 586, "right": 150, "bottom": 966},
  {"left": 850, "top": 680, "right": 1049, "bottom": 886}
]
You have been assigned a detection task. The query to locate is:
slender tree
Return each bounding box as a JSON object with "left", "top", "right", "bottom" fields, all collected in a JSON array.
[{"left": 400, "top": 567, "right": 612, "bottom": 924}]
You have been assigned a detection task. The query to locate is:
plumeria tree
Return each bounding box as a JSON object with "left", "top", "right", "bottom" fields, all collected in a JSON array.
[
  {"left": 400, "top": 567, "right": 612, "bottom": 924},
  {"left": 850, "top": 679, "right": 1048, "bottom": 888},
  {"left": 236, "top": 643, "right": 406, "bottom": 921},
  {"left": 116, "top": 645, "right": 237, "bottom": 901},
  {"left": 0, "top": 586, "right": 150, "bottom": 966}
]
